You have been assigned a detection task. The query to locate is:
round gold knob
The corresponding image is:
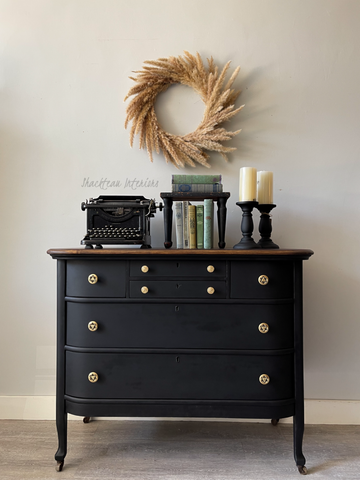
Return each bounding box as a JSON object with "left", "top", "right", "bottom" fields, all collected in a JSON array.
[
  {"left": 88, "top": 372, "right": 99, "bottom": 383},
  {"left": 207, "top": 265, "right": 215, "bottom": 273},
  {"left": 258, "top": 275, "right": 269, "bottom": 286},
  {"left": 259, "top": 374, "right": 270, "bottom": 385},
  {"left": 258, "top": 323, "right": 269, "bottom": 334},
  {"left": 141, "top": 286, "right": 149, "bottom": 294},
  {"left": 141, "top": 265, "right": 149, "bottom": 273},
  {"left": 88, "top": 321, "right": 98, "bottom": 332},
  {"left": 207, "top": 287, "right": 215, "bottom": 295},
  {"left": 88, "top": 274, "right": 98, "bottom": 285}
]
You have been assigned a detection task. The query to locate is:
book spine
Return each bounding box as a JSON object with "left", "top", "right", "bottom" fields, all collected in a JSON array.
[
  {"left": 188, "top": 205, "right": 197, "bottom": 249},
  {"left": 196, "top": 205, "right": 204, "bottom": 249},
  {"left": 182, "top": 201, "right": 190, "bottom": 249},
  {"left": 172, "top": 175, "right": 222, "bottom": 184},
  {"left": 204, "top": 199, "right": 214, "bottom": 249},
  {"left": 174, "top": 202, "right": 183, "bottom": 249},
  {"left": 172, "top": 184, "right": 223, "bottom": 193}
]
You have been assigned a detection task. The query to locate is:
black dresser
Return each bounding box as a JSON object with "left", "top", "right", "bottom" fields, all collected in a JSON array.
[{"left": 47, "top": 248, "right": 313, "bottom": 474}]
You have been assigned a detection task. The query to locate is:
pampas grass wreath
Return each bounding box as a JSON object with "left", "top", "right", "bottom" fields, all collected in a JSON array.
[{"left": 124, "top": 51, "right": 244, "bottom": 168}]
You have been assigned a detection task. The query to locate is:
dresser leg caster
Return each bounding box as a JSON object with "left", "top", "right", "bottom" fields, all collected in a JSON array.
[
  {"left": 83, "top": 416, "right": 91, "bottom": 424},
  {"left": 271, "top": 418, "right": 279, "bottom": 426},
  {"left": 55, "top": 461, "right": 64, "bottom": 472},
  {"left": 297, "top": 465, "right": 308, "bottom": 475}
]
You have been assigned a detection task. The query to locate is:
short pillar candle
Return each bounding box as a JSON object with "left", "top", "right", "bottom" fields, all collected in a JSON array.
[
  {"left": 257, "top": 171, "right": 273, "bottom": 204},
  {"left": 239, "top": 167, "right": 257, "bottom": 201}
]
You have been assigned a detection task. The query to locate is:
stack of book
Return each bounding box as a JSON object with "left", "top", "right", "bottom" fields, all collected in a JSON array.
[
  {"left": 172, "top": 175, "right": 222, "bottom": 249},
  {"left": 171, "top": 174, "right": 223, "bottom": 193}
]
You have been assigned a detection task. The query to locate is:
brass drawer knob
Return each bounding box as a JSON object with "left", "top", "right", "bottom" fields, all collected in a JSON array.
[
  {"left": 259, "top": 374, "right": 270, "bottom": 385},
  {"left": 258, "top": 275, "right": 269, "bottom": 286},
  {"left": 207, "top": 287, "right": 215, "bottom": 295},
  {"left": 88, "top": 274, "right": 98, "bottom": 285},
  {"left": 88, "top": 372, "right": 99, "bottom": 383},
  {"left": 207, "top": 265, "right": 215, "bottom": 273},
  {"left": 141, "top": 265, "right": 149, "bottom": 273},
  {"left": 258, "top": 323, "right": 269, "bottom": 334},
  {"left": 141, "top": 286, "right": 149, "bottom": 294},
  {"left": 88, "top": 321, "right": 98, "bottom": 332}
]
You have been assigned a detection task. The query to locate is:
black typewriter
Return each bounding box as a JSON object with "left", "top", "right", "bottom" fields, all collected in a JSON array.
[{"left": 81, "top": 195, "right": 162, "bottom": 249}]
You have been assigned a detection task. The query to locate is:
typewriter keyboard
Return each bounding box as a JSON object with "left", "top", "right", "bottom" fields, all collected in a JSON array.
[{"left": 88, "top": 226, "right": 142, "bottom": 240}]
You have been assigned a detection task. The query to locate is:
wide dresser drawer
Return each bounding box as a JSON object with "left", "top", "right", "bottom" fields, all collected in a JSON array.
[
  {"left": 66, "top": 302, "right": 294, "bottom": 350},
  {"left": 65, "top": 351, "right": 294, "bottom": 400}
]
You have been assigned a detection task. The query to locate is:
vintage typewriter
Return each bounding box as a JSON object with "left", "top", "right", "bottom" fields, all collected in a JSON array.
[{"left": 81, "top": 195, "right": 162, "bottom": 249}]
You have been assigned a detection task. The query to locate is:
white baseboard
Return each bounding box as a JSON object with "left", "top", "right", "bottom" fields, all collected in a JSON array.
[{"left": 0, "top": 396, "right": 359, "bottom": 424}]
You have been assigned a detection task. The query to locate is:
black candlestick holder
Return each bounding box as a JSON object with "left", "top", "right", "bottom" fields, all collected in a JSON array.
[
  {"left": 256, "top": 204, "right": 279, "bottom": 249},
  {"left": 233, "top": 201, "right": 260, "bottom": 249}
]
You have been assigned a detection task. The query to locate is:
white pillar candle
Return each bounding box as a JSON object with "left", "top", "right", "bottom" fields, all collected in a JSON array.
[
  {"left": 239, "top": 167, "right": 257, "bottom": 201},
  {"left": 257, "top": 171, "right": 273, "bottom": 204}
]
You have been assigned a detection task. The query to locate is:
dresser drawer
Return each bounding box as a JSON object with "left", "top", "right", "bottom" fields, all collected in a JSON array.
[
  {"left": 67, "top": 302, "right": 294, "bottom": 349},
  {"left": 130, "top": 260, "right": 226, "bottom": 277},
  {"left": 129, "top": 281, "right": 226, "bottom": 298},
  {"left": 65, "top": 351, "right": 294, "bottom": 400},
  {"left": 230, "top": 261, "right": 293, "bottom": 299},
  {"left": 66, "top": 261, "right": 126, "bottom": 297}
]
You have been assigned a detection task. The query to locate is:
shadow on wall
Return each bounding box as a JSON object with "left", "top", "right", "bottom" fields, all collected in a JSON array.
[{"left": 274, "top": 197, "right": 360, "bottom": 399}]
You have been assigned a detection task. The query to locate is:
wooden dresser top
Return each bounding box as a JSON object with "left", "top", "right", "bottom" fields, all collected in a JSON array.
[{"left": 47, "top": 248, "right": 314, "bottom": 260}]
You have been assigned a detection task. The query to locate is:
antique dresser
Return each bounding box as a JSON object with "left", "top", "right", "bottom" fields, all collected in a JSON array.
[{"left": 47, "top": 248, "right": 313, "bottom": 474}]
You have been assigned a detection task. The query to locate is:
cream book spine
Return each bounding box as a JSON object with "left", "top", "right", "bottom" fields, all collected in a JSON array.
[{"left": 174, "top": 201, "right": 183, "bottom": 249}]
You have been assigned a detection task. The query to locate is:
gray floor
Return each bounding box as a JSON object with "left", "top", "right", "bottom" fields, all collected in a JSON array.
[{"left": 0, "top": 419, "right": 359, "bottom": 480}]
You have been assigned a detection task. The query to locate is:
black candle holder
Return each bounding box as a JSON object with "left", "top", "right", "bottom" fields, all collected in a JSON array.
[
  {"left": 233, "top": 201, "right": 260, "bottom": 249},
  {"left": 256, "top": 204, "right": 279, "bottom": 249}
]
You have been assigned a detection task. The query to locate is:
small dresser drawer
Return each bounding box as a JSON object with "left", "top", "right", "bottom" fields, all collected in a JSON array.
[
  {"left": 66, "top": 261, "right": 126, "bottom": 298},
  {"left": 66, "top": 302, "right": 293, "bottom": 350},
  {"left": 130, "top": 260, "right": 226, "bottom": 277},
  {"left": 130, "top": 280, "right": 226, "bottom": 298},
  {"left": 230, "top": 261, "right": 293, "bottom": 299},
  {"left": 65, "top": 351, "right": 294, "bottom": 400}
]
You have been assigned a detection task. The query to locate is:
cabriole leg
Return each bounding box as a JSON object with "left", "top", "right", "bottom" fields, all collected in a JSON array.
[
  {"left": 55, "top": 260, "right": 67, "bottom": 472},
  {"left": 294, "top": 414, "right": 307, "bottom": 474},
  {"left": 55, "top": 411, "right": 67, "bottom": 472},
  {"left": 293, "top": 261, "right": 307, "bottom": 475}
]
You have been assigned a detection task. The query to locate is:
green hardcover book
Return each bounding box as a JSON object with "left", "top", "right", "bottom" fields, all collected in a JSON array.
[
  {"left": 172, "top": 174, "right": 222, "bottom": 184},
  {"left": 188, "top": 205, "right": 197, "bottom": 249},
  {"left": 172, "top": 183, "right": 223, "bottom": 193},
  {"left": 196, "top": 205, "right": 204, "bottom": 249},
  {"left": 204, "top": 199, "right": 214, "bottom": 249}
]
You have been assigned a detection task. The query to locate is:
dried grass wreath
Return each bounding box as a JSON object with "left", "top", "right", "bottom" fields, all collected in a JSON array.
[{"left": 124, "top": 51, "right": 244, "bottom": 168}]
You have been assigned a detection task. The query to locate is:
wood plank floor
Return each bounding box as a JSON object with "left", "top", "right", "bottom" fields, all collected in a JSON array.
[{"left": 0, "top": 420, "right": 359, "bottom": 479}]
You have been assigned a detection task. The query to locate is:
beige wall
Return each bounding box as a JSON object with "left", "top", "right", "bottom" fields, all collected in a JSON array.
[{"left": 1, "top": 0, "right": 360, "bottom": 410}]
